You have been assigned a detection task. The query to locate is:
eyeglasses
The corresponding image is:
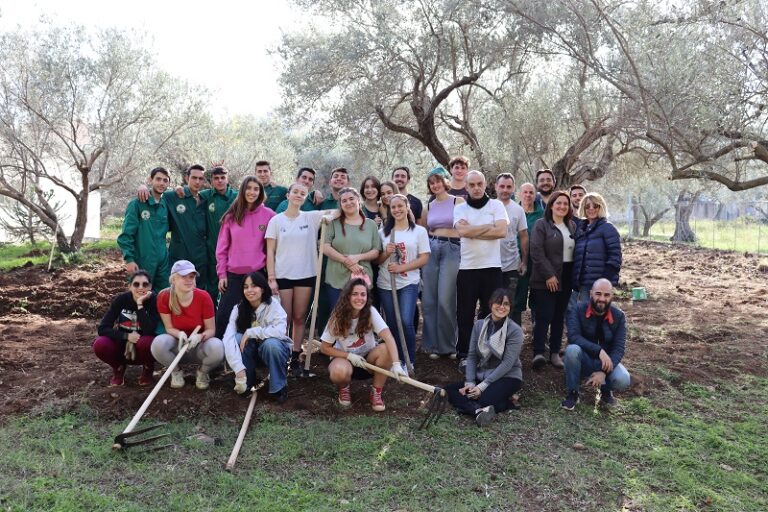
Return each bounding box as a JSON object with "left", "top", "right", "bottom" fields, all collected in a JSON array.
[
  {"left": 132, "top": 281, "right": 151, "bottom": 288},
  {"left": 584, "top": 204, "right": 601, "bottom": 210}
]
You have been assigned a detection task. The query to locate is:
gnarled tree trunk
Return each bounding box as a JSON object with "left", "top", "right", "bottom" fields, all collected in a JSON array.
[{"left": 671, "top": 190, "right": 699, "bottom": 242}]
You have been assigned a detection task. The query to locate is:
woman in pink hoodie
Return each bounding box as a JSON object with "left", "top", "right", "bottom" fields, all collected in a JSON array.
[{"left": 214, "top": 176, "right": 276, "bottom": 338}]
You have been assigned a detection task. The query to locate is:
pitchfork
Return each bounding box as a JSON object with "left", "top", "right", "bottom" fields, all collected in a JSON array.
[
  {"left": 112, "top": 326, "right": 200, "bottom": 451},
  {"left": 361, "top": 360, "right": 447, "bottom": 429}
]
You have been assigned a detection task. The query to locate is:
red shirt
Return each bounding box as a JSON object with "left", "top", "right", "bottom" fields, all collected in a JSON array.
[{"left": 157, "top": 288, "right": 214, "bottom": 335}]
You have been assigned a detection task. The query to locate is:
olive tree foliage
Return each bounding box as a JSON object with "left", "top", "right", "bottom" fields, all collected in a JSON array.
[
  {"left": 0, "top": 26, "right": 206, "bottom": 252},
  {"left": 507, "top": 0, "right": 768, "bottom": 191},
  {"left": 277, "top": 0, "right": 542, "bottom": 173}
]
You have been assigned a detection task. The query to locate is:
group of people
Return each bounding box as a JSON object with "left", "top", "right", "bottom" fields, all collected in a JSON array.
[{"left": 95, "top": 157, "right": 631, "bottom": 425}]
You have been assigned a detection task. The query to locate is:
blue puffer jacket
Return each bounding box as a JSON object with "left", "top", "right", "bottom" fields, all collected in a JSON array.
[{"left": 572, "top": 218, "right": 622, "bottom": 290}]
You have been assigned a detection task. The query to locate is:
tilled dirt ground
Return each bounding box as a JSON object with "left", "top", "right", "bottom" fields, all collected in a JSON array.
[{"left": 1, "top": 242, "right": 766, "bottom": 424}]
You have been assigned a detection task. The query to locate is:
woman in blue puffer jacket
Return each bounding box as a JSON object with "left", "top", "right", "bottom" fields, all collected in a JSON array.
[{"left": 571, "top": 193, "right": 622, "bottom": 305}]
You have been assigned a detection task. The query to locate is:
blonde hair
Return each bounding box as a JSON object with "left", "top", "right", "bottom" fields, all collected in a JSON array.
[
  {"left": 167, "top": 272, "right": 196, "bottom": 316},
  {"left": 578, "top": 192, "right": 609, "bottom": 219}
]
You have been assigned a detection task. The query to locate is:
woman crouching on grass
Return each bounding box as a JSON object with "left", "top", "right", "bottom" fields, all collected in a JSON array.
[
  {"left": 151, "top": 260, "right": 224, "bottom": 390},
  {"left": 319, "top": 277, "right": 406, "bottom": 411},
  {"left": 222, "top": 271, "right": 291, "bottom": 402},
  {"left": 93, "top": 270, "right": 160, "bottom": 387},
  {"left": 445, "top": 288, "right": 524, "bottom": 426}
]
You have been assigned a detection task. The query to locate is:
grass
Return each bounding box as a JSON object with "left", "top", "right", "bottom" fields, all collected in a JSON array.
[
  {"left": 617, "top": 218, "right": 768, "bottom": 254},
  {"left": 1, "top": 375, "right": 766, "bottom": 511},
  {"left": 0, "top": 239, "right": 118, "bottom": 271}
]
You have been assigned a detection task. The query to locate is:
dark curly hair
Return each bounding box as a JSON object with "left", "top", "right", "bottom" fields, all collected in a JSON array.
[{"left": 327, "top": 278, "right": 372, "bottom": 338}]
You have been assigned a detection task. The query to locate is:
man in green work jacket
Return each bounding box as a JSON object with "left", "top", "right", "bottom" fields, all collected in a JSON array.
[
  {"left": 255, "top": 160, "right": 288, "bottom": 212},
  {"left": 200, "top": 166, "right": 237, "bottom": 299},
  {"left": 117, "top": 166, "right": 171, "bottom": 290},
  {"left": 163, "top": 164, "right": 213, "bottom": 301}
]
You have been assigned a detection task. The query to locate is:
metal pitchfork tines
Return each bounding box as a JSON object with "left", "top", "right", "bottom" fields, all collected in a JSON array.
[
  {"left": 360, "top": 360, "right": 447, "bottom": 430},
  {"left": 112, "top": 326, "right": 200, "bottom": 451}
]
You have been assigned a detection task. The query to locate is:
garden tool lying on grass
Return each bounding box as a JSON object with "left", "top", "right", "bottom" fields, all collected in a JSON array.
[
  {"left": 225, "top": 377, "right": 268, "bottom": 471},
  {"left": 113, "top": 326, "right": 201, "bottom": 451},
  {"left": 361, "top": 360, "right": 447, "bottom": 430},
  {"left": 388, "top": 230, "right": 414, "bottom": 375},
  {"left": 302, "top": 220, "right": 329, "bottom": 378}
]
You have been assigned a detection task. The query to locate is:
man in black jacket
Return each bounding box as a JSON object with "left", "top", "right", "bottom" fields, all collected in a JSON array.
[{"left": 561, "top": 278, "right": 631, "bottom": 410}]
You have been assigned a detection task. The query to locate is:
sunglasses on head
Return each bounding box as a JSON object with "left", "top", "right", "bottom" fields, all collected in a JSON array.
[{"left": 132, "top": 281, "right": 151, "bottom": 288}]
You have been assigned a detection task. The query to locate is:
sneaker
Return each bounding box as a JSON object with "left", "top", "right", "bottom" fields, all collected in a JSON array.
[
  {"left": 274, "top": 386, "right": 288, "bottom": 404},
  {"left": 289, "top": 352, "right": 303, "bottom": 378},
  {"left": 561, "top": 391, "right": 579, "bottom": 411},
  {"left": 370, "top": 386, "right": 385, "bottom": 412},
  {"left": 195, "top": 370, "right": 210, "bottom": 390},
  {"left": 138, "top": 366, "right": 154, "bottom": 387},
  {"left": 448, "top": 353, "right": 458, "bottom": 360},
  {"left": 532, "top": 354, "right": 546, "bottom": 370},
  {"left": 338, "top": 385, "right": 352, "bottom": 407},
  {"left": 233, "top": 374, "right": 247, "bottom": 394},
  {"left": 475, "top": 405, "right": 496, "bottom": 427},
  {"left": 170, "top": 369, "right": 185, "bottom": 389},
  {"left": 600, "top": 389, "right": 616, "bottom": 407},
  {"left": 550, "top": 353, "right": 564, "bottom": 368},
  {"left": 429, "top": 353, "right": 440, "bottom": 360},
  {"left": 109, "top": 365, "right": 126, "bottom": 387}
]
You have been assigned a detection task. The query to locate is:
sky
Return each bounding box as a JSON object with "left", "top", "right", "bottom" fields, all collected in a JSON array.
[{"left": 0, "top": 0, "right": 299, "bottom": 119}]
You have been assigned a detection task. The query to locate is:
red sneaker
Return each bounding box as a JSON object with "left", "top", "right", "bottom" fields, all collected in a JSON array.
[
  {"left": 338, "top": 385, "right": 352, "bottom": 407},
  {"left": 370, "top": 386, "right": 385, "bottom": 412},
  {"left": 138, "top": 366, "right": 154, "bottom": 386},
  {"left": 109, "top": 365, "right": 126, "bottom": 387}
]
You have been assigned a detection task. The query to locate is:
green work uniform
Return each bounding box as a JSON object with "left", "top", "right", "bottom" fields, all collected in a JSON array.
[
  {"left": 116, "top": 195, "right": 170, "bottom": 291},
  {"left": 263, "top": 184, "right": 288, "bottom": 212},
  {"left": 201, "top": 186, "right": 237, "bottom": 299},
  {"left": 274, "top": 191, "right": 321, "bottom": 213},
  {"left": 513, "top": 200, "right": 545, "bottom": 315},
  {"left": 319, "top": 195, "right": 339, "bottom": 211},
  {"left": 164, "top": 189, "right": 211, "bottom": 300}
]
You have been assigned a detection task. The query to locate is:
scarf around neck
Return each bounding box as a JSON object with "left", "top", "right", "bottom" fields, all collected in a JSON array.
[
  {"left": 466, "top": 193, "right": 490, "bottom": 209},
  {"left": 477, "top": 315, "right": 507, "bottom": 366}
]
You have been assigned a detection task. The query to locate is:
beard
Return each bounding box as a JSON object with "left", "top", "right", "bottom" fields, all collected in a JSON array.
[
  {"left": 537, "top": 185, "right": 553, "bottom": 195},
  {"left": 590, "top": 297, "right": 611, "bottom": 314}
]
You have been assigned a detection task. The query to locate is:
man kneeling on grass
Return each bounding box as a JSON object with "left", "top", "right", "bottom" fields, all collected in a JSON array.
[{"left": 561, "top": 278, "right": 631, "bottom": 410}]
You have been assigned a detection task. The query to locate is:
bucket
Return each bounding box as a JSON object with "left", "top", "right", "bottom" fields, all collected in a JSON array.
[{"left": 631, "top": 287, "right": 647, "bottom": 301}]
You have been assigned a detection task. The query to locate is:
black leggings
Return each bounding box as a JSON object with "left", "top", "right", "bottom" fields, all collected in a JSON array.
[{"left": 446, "top": 377, "right": 523, "bottom": 415}]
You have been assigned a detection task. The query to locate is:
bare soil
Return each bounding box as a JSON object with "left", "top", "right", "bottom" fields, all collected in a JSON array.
[{"left": 1, "top": 241, "right": 766, "bottom": 424}]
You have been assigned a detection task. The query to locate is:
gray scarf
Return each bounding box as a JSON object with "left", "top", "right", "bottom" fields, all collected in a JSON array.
[{"left": 477, "top": 316, "right": 507, "bottom": 366}]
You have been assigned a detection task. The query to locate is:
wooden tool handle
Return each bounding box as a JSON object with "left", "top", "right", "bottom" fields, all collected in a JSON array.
[
  {"left": 304, "top": 221, "right": 327, "bottom": 371},
  {"left": 361, "top": 360, "right": 445, "bottom": 396},
  {"left": 225, "top": 379, "right": 266, "bottom": 471}
]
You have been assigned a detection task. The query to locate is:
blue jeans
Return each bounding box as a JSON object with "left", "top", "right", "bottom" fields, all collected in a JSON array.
[
  {"left": 421, "top": 238, "right": 460, "bottom": 354},
  {"left": 563, "top": 345, "right": 631, "bottom": 394},
  {"left": 378, "top": 283, "right": 419, "bottom": 364},
  {"left": 237, "top": 333, "right": 291, "bottom": 394}
]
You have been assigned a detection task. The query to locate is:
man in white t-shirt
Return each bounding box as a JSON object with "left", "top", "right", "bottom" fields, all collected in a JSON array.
[
  {"left": 453, "top": 170, "right": 509, "bottom": 366},
  {"left": 495, "top": 173, "right": 528, "bottom": 325}
]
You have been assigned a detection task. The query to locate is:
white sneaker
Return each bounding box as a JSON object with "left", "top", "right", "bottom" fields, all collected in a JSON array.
[
  {"left": 196, "top": 370, "right": 210, "bottom": 390},
  {"left": 233, "top": 374, "right": 247, "bottom": 394},
  {"left": 429, "top": 353, "right": 440, "bottom": 360},
  {"left": 170, "top": 369, "right": 185, "bottom": 389}
]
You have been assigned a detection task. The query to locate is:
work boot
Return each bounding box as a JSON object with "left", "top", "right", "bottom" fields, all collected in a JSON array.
[
  {"left": 109, "top": 365, "right": 126, "bottom": 387},
  {"left": 532, "top": 354, "right": 546, "bottom": 370},
  {"left": 138, "top": 365, "right": 154, "bottom": 387},
  {"left": 370, "top": 386, "right": 385, "bottom": 412},
  {"left": 170, "top": 369, "right": 185, "bottom": 389},
  {"left": 195, "top": 370, "right": 210, "bottom": 390}
]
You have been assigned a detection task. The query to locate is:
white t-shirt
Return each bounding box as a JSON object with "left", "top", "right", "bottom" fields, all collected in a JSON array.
[
  {"left": 556, "top": 222, "right": 575, "bottom": 262},
  {"left": 376, "top": 225, "right": 431, "bottom": 290},
  {"left": 320, "top": 307, "right": 388, "bottom": 356},
  {"left": 265, "top": 210, "right": 323, "bottom": 279},
  {"left": 500, "top": 200, "right": 528, "bottom": 272},
  {"left": 453, "top": 199, "right": 509, "bottom": 270}
]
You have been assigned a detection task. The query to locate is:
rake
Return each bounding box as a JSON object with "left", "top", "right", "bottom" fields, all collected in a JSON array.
[
  {"left": 112, "top": 326, "right": 200, "bottom": 451},
  {"left": 360, "top": 360, "right": 447, "bottom": 429}
]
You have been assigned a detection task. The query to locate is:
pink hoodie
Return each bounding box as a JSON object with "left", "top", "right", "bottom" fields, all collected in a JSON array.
[{"left": 216, "top": 205, "right": 275, "bottom": 278}]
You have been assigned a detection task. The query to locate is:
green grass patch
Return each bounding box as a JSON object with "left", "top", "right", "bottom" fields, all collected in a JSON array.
[
  {"left": 618, "top": 218, "right": 768, "bottom": 254},
  {"left": 0, "top": 240, "right": 118, "bottom": 271},
  {"left": 1, "top": 376, "right": 766, "bottom": 511}
]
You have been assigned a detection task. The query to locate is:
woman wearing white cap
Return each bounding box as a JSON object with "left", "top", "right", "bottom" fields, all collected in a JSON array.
[{"left": 151, "top": 260, "right": 225, "bottom": 389}]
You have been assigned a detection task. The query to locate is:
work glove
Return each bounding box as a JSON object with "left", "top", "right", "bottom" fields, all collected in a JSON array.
[
  {"left": 177, "top": 332, "right": 188, "bottom": 352},
  {"left": 346, "top": 353, "right": 366, "bottom": 369},
  {"left": 187, "top": 333, "right": 202, "bottom": 350},
  {"left": 390, "top": 363, "right": 407, "bottom": 382}
]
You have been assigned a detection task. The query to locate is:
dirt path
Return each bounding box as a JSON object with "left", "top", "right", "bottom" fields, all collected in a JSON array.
[{"left": 1, "top": 242, "right": 766, "bottom": 422}]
